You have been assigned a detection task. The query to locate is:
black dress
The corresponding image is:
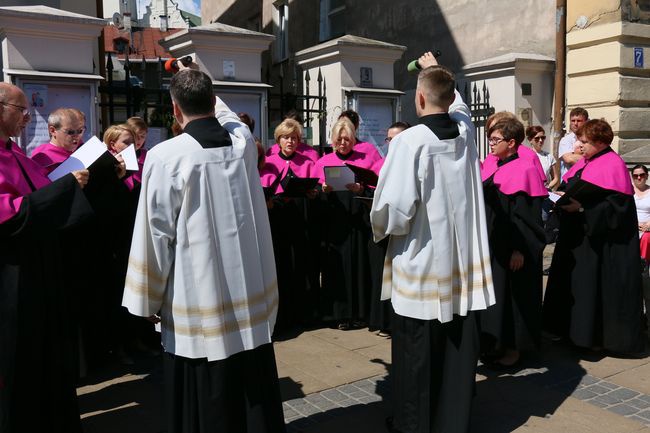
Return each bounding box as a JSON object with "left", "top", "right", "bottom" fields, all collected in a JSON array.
[
  {"left": 543, "top": 150, "right": 644, "bottom": 354},
  {"left": 481, "top": 155, "right": 546, "bottom": 352},
  {"left": 0, "top": 174, "right": 93, "bottom": 433}
]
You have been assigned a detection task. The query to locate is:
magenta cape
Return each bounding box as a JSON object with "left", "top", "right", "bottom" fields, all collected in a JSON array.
[
  {"left": 481, "top": 155, "right": 548, "bottom": 197},
  {"left": 482, "top": 145, "right": 546, "bottom": 184},
  {"left": 562, "top": 148, "right": 633, "bottom": 195},
  {"left": 0, "top": 140, "right": 51, "bottom": 223},
  {"left": 124, "top": 148, "right": 147, "bottom": 191},
  {"left": 259, "top": 152, "right": 315, "bottom": 194},
  {"left": 313, "top": 149, "right": 380, "bottom": 185},
  {"left": 31, "top": 142, "right": 73, "bottom": 174},
  {"left": 266, "top": 142, "right": 319, "bottom": 162},
  {"left": 353, "top": 141, "right": 383, "bottom": 166}
]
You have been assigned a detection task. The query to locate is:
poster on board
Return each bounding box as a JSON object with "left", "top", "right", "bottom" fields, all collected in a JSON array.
[
  {"left": 357, "top": 96, "right": 395, "bottom": 157},
  {"left": 22, "top": 82, "right": 93, "bottom": 156}
]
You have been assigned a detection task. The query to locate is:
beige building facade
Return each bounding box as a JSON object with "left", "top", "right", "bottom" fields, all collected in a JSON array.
[{"left": 566, "top": 0, "right": 650, "bottom": 162}]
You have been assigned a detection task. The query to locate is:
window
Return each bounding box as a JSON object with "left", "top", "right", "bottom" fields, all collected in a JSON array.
[
  {"left": 319, "top": 0, "right": 345, "bottom": 41},
  {"left": 273, "top": 0, "right": 289, "bottom": 62}
]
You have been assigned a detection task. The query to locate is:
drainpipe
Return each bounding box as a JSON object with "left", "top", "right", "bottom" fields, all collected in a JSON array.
[{"left": 552, "top": 0, "right": 567, "bottom": 159}]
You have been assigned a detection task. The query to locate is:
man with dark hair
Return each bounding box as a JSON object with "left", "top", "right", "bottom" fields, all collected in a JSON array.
[
  {"left": 558, "top": 106, "right": 589, "bottom": 176},
  {"left": 384, "top": 121, "right": 411, "bottom": 145},
  {"left": 123, "top": 69, "right": 285, "bottom": 433},
  {"left": 371, "top": 52, "right": 495, "bottom": 433}
]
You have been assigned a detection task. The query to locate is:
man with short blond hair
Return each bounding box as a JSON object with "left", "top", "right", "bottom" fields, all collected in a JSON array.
[
  {"left": 371, "top": 52, "right": 495, "bottom": 433},
  {"left": 558, "top": 107, "right": 589, "bottom": 176}
]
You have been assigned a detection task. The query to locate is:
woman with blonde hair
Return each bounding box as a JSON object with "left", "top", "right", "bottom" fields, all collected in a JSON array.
[
  {"left": 259, "top": 118, "right": 318, "bottom": 332},
  {"left": 313, "top": 118, "right": 381, "bottom": 330}
]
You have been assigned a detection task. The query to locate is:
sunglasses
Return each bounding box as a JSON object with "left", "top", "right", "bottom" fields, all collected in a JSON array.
[
  {"left": 532, "top": 136, "right": 546, "bottom": 142},
  {"left": 59, "top": 128, "right": 86, "bottom": 136},
  {"left": 633, "top": 173, "right": 648, "bottom": 179}
]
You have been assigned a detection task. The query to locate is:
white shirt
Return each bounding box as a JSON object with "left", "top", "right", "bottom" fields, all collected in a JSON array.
[
  {"left": 370, "top": 91, "right": 495, "bottom": 322},
  {"left": 535, "top": 149, "right": 556, "bottom": 187},
  {"left": 122, "top": 99, "right": 277, "bottom": 361},
  {"left": 635, "top": 190, "right": 650, "bottom": 224},
  {"left": 558, "top": 132, "right": 577, "bottom": 176}
]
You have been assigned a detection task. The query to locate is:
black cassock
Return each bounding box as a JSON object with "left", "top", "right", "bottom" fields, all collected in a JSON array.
[
  {"left": 481, "top": 167, "right": 545, "bottom": 352},
  {"left": 543, "top": 169, "right": 644, "bottom": 354},
  {"left": 0, "top": 174, "right": 93, "bottom": 433}
]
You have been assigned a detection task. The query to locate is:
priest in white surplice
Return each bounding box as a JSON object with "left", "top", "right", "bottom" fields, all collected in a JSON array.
[
  {"left": 122, "top": 69, "right": 285, "bottom": 433},
  {"left": 370, "top": 53, "right": 495, "bottom": 433}
]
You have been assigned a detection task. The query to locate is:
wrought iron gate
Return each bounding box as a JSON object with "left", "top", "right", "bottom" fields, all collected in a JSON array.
[{"left": 462, "top": 81, "right": 495, "bottom": 160}]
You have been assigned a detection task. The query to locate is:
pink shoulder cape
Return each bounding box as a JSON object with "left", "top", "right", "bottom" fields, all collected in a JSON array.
[
  {"left": 265, "top": 142, "right": 320, "bottom": 162},
  {"left": 0, "top": 140, "right": 51, "bottom": 223},
  {"left": 313, "top": 149, "right": 380, "bottom": 185},
  {"left": 482, "top": 155, "right": 548, "bottom": 197},
  {"left": 562, "top": 148, "right": 633, "bottom": 195},
  {"left": 31, "top": 143, "right": 73, "bottom": 174},
  {"left": 259, "top": 152, "right": 315, "bottom": 194},
  {"left": 482, "top": 145, "right": 546, "bottom": 183}
]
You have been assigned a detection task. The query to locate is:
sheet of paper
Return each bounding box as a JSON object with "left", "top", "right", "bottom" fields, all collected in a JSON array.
[
  {"left": 324, "top": 165, "right": 355, "bottom": 191},
  {"left": 117, "top": 144, "right": 138, "bottom": 171},
  {"left": 548, "top": 192, "right": 562, "bottom": 203},
  {"left": 48, "top": 136, "right": 107, "bottom": 181}
]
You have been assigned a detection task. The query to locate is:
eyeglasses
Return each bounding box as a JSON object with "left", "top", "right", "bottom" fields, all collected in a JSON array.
[
  {"left": 533, "top": 136, "right": 546, "bottom": 142},
  {"left": 632, "top": 173, "right": 648, "bottom": 179},
  {"left": 488, "top": 136, "right": 507, "bottom": 145},
  {"left": 59, "top": 127, "right": 86, "bottom": 136},
  {"left": 0, "top": 101, "right": 30, "bottom": 117}
]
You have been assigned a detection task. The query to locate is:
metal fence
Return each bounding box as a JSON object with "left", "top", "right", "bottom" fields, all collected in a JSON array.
[{"left": 461, "top": 81, "right": 495, "bottom": 160}]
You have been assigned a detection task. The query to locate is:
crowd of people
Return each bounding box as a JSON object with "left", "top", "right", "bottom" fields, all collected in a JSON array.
[{"left": 0, "top": 51, "right": 648, "bottom": 433}]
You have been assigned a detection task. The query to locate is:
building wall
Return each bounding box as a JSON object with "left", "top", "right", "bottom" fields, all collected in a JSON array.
[{"left": 566, "top": 0, "right": 650, "bottom": 160}]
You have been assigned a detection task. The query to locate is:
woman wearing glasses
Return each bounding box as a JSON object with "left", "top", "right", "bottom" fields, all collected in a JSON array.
[
  {"left": 526, "top": 126, "right": 560, "bottom": 190},
  {"left": 480, "top": 117, "right": 547, "bottom": 368},
  {"left": 543, "top": 119, "right": 644, "bottom": 355},
  {"left": 632, "top": 165, "right": 650, "bottom": 332}
]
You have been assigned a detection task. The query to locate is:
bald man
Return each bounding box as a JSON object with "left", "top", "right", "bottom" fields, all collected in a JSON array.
[{"left": 0, "top": 82, "right": 93, "bottom": 433}]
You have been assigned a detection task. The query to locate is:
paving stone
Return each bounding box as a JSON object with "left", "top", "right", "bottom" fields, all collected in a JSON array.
[
  {"left": 336, "top": 399, "right": 357, "bottom": 407},
  {"left": 283, "top": 408, "right": 300, "bottom": 419},
  {"left": 607, "top": 388, "right": 640, "bottom": 401},
  {"left": 305, "top": 394, "right": 330, "bottom": 405},
  {"left": 593, "top": 394, "right": 622, "bottom": 405},
  {"left": 285, "top": 398, "right": 307, "bottom": 406},
  {"left": 320, "top": 389, "right": 347, "bottom": 402},
  {"left": 638, "top": 394, "right": 650, "bottom": 404},
  {"left": 293, "top": 403, "right": 322, "bottom": 416},
  {"left": 347, "top": 390, "right": 371, "bottom": 400},
  {"left": 588, "top": 399, "right": 610, "bottom": 409},
  {"left": 600, "top": 381, "right": 620, "bottom": 390},
  {"left": 338, "top": 384, "right": 360, "bottom": 395},
  {"left": 583, "top": 384, "right": 613, "bottom": 395},
  {"left": 310, "top": 400, "right": 338, "bottom": 411},
  {"left": 579, "top": 375, "right": 599, "bottom": 386},
  {"left": 572, "top": 388, "right": 598, "bottom": 400},
  {"left": 607, "top": 404, "right": 640, "bottom": 416},
  {"left": 628, "top": 398, "right": 650, "bottom": 410},
  {"left": 357, "top": 395, "right": 383, "bottom": 404},
  {"left": 636, "top": 409, "right": 650, "bottom": 421},
  {"left": 627, "top": 415, "right": 650, "bottom": 425}
]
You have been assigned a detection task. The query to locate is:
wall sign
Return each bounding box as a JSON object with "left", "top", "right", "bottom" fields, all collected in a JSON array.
[
  {"left": 360, "top": 67, "right": 373, "bottom": 88},
  {"left": 634, "top": 47, "right": 644, "bottom": 68}
]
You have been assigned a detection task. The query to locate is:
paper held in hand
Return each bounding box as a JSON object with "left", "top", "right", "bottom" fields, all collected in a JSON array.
[
  {"left": 117, "top": 144, "right": 139, "bottom": 171},
  {"left": 324, "top": 165, "right": 355, "bottom": 191},
  {"left": 48, "top": 136, "right": 107, "bottom": 181}
]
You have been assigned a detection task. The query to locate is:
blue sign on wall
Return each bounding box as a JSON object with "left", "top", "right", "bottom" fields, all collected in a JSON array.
[{"left": 634, "top": 47, "right": 644, "bottom": 68}]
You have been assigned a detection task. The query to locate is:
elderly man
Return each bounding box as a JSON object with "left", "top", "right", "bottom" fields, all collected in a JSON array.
[
  {"left": 122, "top": 69, "right": 284, "bottom": 433},
  {"left": 0, "top": 83, "right": 92, "bottom": 432},
  {"left": 31, "top": 108, "right": 86, "bottom": 173},
  {"left": 558, "top": 107, "right": 588, "bottom": 176},
  {"left": 371, "top": 52, "right": 495, "bottom": 433}
]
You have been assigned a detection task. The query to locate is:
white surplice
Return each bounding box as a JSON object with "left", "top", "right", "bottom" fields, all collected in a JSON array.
[
  {"left": 122, "top": 99, "right": 277, "bottom": 362},
  {"left": 370, "top": 92, "right": 495, "bottom": 323}
]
